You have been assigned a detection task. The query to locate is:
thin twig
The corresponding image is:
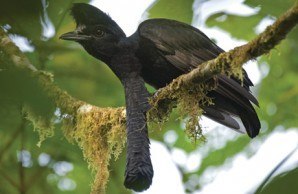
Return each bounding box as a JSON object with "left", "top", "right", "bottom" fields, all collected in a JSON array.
[
  {"left": 255, "top": 145, "right": 298, "bottom": 193},
  {"left": 55, "top": 0, "right": 75, "bottom": 33},
  {"left": 0, "top": 118, "right": 25, "bottom": 163},
  {"left": 19, "top": 121, "right": 26, "bottom": 194},
  {"left": 0, "top": 168, "right": 20, "bottom": 190},
  {"left": 25, "top": 168, "right": 46, "bottom": 193}
]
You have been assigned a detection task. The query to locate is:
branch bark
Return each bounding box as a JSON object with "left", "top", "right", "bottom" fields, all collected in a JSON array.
[
  {"left": 0, "top": 3, "right": 297, "bottom": 126},
  {"left": 150, "top": 3, "right": 298, "bottom": 109},
  {"left": 0, "top": 28, "right": 125, "bottom": 123}
]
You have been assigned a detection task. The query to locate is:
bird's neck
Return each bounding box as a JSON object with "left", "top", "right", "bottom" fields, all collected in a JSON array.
[{"left": 108, "top": 41, "right": 141, "bottom": 82}]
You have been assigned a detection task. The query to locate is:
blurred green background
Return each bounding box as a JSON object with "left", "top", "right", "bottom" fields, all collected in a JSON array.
[{"left": 0, "top": 0, "right": 297, "bottom": 194}]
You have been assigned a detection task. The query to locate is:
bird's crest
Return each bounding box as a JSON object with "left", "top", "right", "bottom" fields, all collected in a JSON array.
[{"left": 71, "top": 3, "right": 125, "bottom": 37}]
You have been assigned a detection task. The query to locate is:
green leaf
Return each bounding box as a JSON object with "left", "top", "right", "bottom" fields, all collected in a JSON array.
[
  {"left": 259, "top": 167, "right": 298, "bottom": 194},
  {"left": 0, "top": 0, "right": 43, "bottom": 40},
  {"left": 245, "top": 0, "right": 296, "bottom": 17},
  {"left": 206, "top": 13, "right": 262, "bottom": 40},
  {"left": 258, "top": 30, "right": 298, "bottom": 130},
  {"left": 148, "top": 0, "right": 194, "bottom": 24}
]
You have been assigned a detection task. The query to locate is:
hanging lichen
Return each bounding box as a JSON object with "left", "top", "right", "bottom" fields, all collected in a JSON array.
[
  {"left": 148, "top": 74, "right": 216, "bottom": 142},
  {"left": 62, "top": 105, "right": 126, "bottom": 194},
  {"left": 23, "top": 105, "right": 54, "bottom": 146}
]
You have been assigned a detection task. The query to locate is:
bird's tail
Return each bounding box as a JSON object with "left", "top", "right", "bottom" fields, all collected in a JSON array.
[
  {"left": 203, "top": 75, "right": 260, "bottom": 138},
  {"left": 238, "top": 105, "right": 260, "bottom": 138}
]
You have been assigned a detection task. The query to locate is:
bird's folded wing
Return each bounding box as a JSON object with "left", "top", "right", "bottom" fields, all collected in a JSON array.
[
  {"left": 138, "top": 19, "right": 260, "bottom": 137},
  {"left": 138, "top": 18, "right": 253, "bottom": 88}
]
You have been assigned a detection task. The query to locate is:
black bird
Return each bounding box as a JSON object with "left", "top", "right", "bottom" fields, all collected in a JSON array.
[{"left": 60, "top": 3, "right": 260, "bottom": 192}]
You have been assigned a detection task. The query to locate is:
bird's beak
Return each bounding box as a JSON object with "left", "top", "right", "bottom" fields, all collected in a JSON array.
[{"left": 59, "top": 31, "right": 91, "bottom": 41}]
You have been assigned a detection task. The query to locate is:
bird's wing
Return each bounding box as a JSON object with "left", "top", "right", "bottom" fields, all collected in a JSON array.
[
  {"left": 138, "top": 19, "right": 260, "bottom": 137},
  {"left": 138, "top": 19, "right": 254, "bottom": 87},
  {"left": 138, "top": 19, "right": 224, "bottom": 72}
]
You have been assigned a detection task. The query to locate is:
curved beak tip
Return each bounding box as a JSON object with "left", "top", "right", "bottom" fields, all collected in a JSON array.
[
  {"left": 59, "top": 31, "right": 91, "bottom": 41},
  {"left": 59, "top": 31, "right": 76, "bottom": 40}
]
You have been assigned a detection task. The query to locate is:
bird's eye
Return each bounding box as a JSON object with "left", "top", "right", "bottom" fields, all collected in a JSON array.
[{"left": 96, "top": 29, "right": 105, "bottom": 37}]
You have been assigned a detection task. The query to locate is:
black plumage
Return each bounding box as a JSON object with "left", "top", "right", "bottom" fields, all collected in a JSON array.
[{"left": 60, "top": 3, "right": 261, "bottom": 191}]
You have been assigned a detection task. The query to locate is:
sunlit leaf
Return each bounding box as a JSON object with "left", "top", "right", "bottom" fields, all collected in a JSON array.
[{"left": 148, "top": 0, "right": 194, "bottom": 24}]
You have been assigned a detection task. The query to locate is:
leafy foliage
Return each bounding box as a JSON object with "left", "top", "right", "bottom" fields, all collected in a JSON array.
[
  {"left": 148, "top": 0, "right": 194, "bottom": 24},
  {"left": 259, "top": 167, "right": 298, "bottom": 194}
]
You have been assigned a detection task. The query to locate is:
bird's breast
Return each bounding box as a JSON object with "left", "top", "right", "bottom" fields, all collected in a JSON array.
[{"left": 109, "top": 51, "right": 142, "bottom": 81}]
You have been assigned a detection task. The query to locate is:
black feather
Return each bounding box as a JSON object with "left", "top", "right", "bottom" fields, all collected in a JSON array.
[
  {"left": 203, "top": 106, "right": 241, "bottom": 130},
  {"left": 136, "top": 18, "right": 260, "bottom": 137},
  {"left": 71, "top": 3, "right": 125, "bottom": 37}
]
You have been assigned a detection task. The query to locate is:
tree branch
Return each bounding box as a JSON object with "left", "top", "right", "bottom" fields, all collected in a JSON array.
[
  {"left": 0, "top": 168, "right": 20, "bottom": 191},
  {"left": 147, "top": 3, "right": 298, "bottom": 139},
  {"left": 0, "top": 2, "right": 297, "bottom": 193},
  {"left": 1, "top": 26, "right": 126, "bottom": 193},
  {"left": 150, "top": 3, "right": 298, "bottom": 110},
  {"left": 0, "top": 28, "right": 125, "bottom": 119},
  {"left": 19, "top": 118, "right": 26, "bottom": 194},
  {"left": 1, "top": 4, "right": 297, "bottom": 127},
  {"left": 0, "top": 117, "right": 25, "bottom": 164}
]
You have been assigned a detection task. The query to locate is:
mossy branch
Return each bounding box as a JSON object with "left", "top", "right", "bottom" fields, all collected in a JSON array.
[
  {"left": 148, "top": 3, "right": 298, "bottom": 139},
  {"left": 0, "top": 3, "right": 297, "bottom": 194},
  {"left": 149, "top": 3, "right": 298, "bottom": 116},
  {"left": 0, "top": 28, "right": 126, "bottom": 193}
]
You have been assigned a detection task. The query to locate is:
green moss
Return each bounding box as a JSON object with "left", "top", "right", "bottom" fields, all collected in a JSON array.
[
  {"left": 147, "top": 47, "right": 250, "bottom": 143},
  {"left": 149, "top": 75, "right": 216, "bottom": 142},
  {"left": 23, "top": 105, "right": 54, "bottom": 146},
  {"left": 62, "top": 105, "right": 126, "bottom": 193},
  {"left": 215, "top": 51, "right": 244, "bottom": 82}
]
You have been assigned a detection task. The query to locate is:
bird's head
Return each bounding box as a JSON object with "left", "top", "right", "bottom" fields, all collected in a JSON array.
[{"left": 60, "top": 3, "right": 126, "bottom": 64}]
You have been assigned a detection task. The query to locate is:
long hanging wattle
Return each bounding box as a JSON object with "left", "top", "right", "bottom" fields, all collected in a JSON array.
[{"left": 111, "top": 51, "right": 153, "bottom": 191}]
